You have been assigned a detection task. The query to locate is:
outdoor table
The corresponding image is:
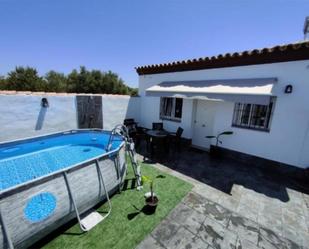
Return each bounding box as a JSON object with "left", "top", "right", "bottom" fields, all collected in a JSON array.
[
  {"left": 145, "top": 130, "right": 170, "bottom": 158},
  {"left": 146, "top": 130, "right": 169, "bottom": 138}
]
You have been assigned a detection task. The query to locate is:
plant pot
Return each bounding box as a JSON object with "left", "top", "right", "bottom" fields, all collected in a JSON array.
[
  {"left": 145, "top": 196, "right": 159, "bottom": 206},
  {"left": 144, "top": 192, "right": 159, "bottom": 214},
  {"left": 145, "top": 196, "right": 159, "bottom": 213},
  {"left": 209, "top": 146, "right": 220, "bottom": 158}
]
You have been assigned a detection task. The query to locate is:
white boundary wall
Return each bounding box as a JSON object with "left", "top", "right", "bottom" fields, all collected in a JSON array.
[
  {"left": 138, "top": 60, "right": 309, "bottom": 168},
  {"left": 0, "top": 93, "right": 140, "bottom": 142},
  {"left": 102, "top": 95, "right": 140, "bottom": 130}
]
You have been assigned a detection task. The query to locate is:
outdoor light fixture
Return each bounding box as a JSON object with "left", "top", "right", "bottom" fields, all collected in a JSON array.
[
  {"left": 41, "top": 98, "right": 49, "bottom": 108},
  {"left": 285, "top": 85, "right": 293, "bottom": 94}
]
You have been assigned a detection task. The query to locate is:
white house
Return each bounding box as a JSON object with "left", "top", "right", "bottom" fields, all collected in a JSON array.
[{"left": 136, "top": 40, "right": 309, "bottom": 169}]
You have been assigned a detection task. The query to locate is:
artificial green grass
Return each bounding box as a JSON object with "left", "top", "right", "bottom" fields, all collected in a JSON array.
[{"left": 42, "top": 162, "right": 192, "bottom": 249}]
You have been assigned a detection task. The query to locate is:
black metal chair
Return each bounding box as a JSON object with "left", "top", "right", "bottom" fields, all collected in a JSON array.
[
  {"left": 124, "top": 119, "right": 138, "bottom": 134},
  {"left": 135, "top": 126, "right": 148, "bottom": 150},
  {"left": 168, "top": 127, "right": 184, "bottom": 152},
  {"left": 152, "top": 122, "right": 163, "bottom": 130}
]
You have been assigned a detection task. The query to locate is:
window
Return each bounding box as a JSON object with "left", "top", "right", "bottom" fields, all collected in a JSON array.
[
  {"left": 232, "top": 98, "right": 275, "bottom": 131},
  {"left": 160, "top": 97, "right": 183, "bottom": 121}
]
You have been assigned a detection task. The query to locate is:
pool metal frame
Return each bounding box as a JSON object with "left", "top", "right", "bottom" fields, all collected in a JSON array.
[
  {"left": 0, "top": 129, "right": 129, "bottom": 249},
  {"left": 0, "top": 129, "right": 123, "bottom": 197}
]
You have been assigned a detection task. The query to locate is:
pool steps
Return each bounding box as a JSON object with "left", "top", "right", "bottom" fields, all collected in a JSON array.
[
  {"left": 64, "top": 159, "right": 112, "bottom": 232},
  {"left": 107, "top": 124, "right": 142, "bottom": 190}
]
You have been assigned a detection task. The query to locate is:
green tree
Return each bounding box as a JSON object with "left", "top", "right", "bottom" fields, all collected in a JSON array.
[
  {"left": 0, "top": 66, "right": 137, "bottom": 95},
  {"left": 6, "top": 66, "right": 45, "bottom": 91},
  {"left": 66, "top": 67, "right": 134, "bottom": 95},
  {"left": 45, "top": 71, "right": 67, "bottom": 92},
  {"left": 129, "top": 88, "right": 138, "bottom": 96},
  {"left": 0, "top": 76, "right": 7, "bottom": 90},
  {"left": 66, "top": 69, "right": 79, "bottom": 93}
]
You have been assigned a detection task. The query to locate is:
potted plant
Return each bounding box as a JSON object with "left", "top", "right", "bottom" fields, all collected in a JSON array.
[
  {"left": 206, "top": 131, "right": 233, "bottom": 156},
  {"left": 142, "top": 175, "right": 159, "bottom": 213}
]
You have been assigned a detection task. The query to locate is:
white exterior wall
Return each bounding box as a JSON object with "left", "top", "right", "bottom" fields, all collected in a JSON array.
[
  {"left": 139, "top": 96, "right": 193, "bottom": 138},
  {"left": 138, "top": 60, "right": 309, "bottom": 168},
  {"left": 0, "top": 94, "right": 141, "bottom": 142},
  {"left": 0, "top": 94, "right": 77, "bottom": 142},
  {"left": 102, "top": 95, "right": 140, "bottom": 130}
]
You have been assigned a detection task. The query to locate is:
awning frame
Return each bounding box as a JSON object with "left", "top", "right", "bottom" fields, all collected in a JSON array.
[{"left": 145, "top": 78, "right": 277, "bottom": 105}]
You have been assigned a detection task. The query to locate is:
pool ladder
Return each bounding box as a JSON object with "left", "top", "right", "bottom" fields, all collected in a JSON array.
[
  {"left": 63, "top": 160, "right": 112, "bottom": 232},
  {"left": 106, "top": 124, "right": 142, "bottom": 190},
  {"left": 69, "top": 125, "right": 142, "bottom": 233}
]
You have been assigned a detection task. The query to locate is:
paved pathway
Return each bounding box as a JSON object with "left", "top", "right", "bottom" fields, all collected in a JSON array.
[{"left": 136, "top": 153, "right": 309, "bottom": 249}]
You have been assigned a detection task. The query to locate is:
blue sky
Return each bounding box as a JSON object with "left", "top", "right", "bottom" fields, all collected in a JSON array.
[{"left": 0, "top": 0, "right": 308, "bottom": 87}]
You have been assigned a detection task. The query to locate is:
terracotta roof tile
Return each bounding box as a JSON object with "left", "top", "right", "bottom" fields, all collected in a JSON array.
[{"left": 136, "top": 41, "right": 309, "bottom": 75}]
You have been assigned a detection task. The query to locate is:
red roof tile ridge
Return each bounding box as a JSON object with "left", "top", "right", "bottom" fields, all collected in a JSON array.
[{"left": 135, "top": 40, "right": 309, "bottom": 75}]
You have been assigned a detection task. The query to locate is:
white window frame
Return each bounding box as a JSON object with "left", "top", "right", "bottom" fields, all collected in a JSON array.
[
  {"left": 232, "top": 97, "right": 276, "bottom": 132},
  {"left": 160, "top": 97, "right": 183, "bottom": 122}
]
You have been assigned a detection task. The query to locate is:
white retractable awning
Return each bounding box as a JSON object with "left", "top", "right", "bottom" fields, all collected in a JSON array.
[{"left": 145, "top": 78, "right": 277, "bottom": 105}]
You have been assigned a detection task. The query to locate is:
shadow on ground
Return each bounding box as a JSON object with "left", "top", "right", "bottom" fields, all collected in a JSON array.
[
  {"left": 127, "top": 204, "right": 157, "bottom": 220},
  {"left": 136, "top": 141, "right": 309, "bottom": 203}
]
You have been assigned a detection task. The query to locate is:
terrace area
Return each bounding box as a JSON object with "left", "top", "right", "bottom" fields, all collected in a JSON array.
[
  {"left": 135, "top": 143, "right": 309, "bottom": 249},
  {"left": 37, "top": 140, "right": 309, "bottom": 249}
]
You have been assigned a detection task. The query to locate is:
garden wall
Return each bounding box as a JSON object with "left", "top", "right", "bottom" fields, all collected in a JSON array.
[{"left": 0, "top": 91, "right": 140, "bottom": 142}]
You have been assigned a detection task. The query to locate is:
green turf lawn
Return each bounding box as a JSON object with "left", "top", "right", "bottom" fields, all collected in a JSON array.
[{"left": 42, "top": 162, "right": 192, "bottom": 249}]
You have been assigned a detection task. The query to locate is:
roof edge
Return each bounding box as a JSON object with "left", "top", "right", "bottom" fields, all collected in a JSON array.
[{"left": 136, "top": 41, "right": 309, "bottom": 75}]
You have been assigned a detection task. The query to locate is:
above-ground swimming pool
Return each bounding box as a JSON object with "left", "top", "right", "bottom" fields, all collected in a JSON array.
[
  {"left": 0, "top": 130, "right": 126, "bottom": 249},
  {"left": 0, "top": 130, "right": 123, "bottom": 191}
]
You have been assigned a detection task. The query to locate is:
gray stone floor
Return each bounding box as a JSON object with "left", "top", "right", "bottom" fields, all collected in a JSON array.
[{"left": 136, "top": 147, "right": 309, "bottom": 249}]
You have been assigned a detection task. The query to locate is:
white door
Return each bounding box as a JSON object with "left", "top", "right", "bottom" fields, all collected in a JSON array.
[{"left": 192, "top": 100, "right": 216, "bottom": 150}]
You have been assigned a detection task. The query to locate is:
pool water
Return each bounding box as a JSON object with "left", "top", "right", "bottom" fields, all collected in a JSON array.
[{"left": 0, "top": 131, "right": 123, "bottom": 191}]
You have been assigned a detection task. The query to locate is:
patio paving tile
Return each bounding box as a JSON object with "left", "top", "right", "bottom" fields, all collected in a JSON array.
[
  {"left": 257, "top": 214, "right": 283, "bottom": 237},
  {"left": 136, "top": 235, "right": 167, "bottom": 249},
  {"left": 216, "top": 229, "right": 238, "bottom": 249},
  {"left": 182, "top": 209, "right": 206, "bottom": 234},
  {"left": 203, "top": 201, "right": 232, "bottom": 227},
  {"left": 135, "top": 147, "right": 308, "bottom": 249},
  {"left": 167, "top": 202, "right": 194, "bottom": 224},
  {"left": 138, "top": 190, "right": 307, "bottom": 249},
  {"left": 258, "top": 227, "right": 289, "bottom": 249},
  {"left": 197, "top": 217, "right": 226, "bottom": 249},
  {"left": 282, "top": 208, "right": 307, "bottom": 232},
  {"left": 164, "top": 226, "right": 197, "bottom": 249},
  {"left": 217, "top": 194, "right": 240, "bottom": 213},
  {"left": 183, "top": 191, "right": 210, "bottom": 214},
  {"left": 227, "top": 214, "right": 260, "bottom": 245},
  {"left": 193, "top": 184, "right": 223, "bottom": 203},
  {"left": 175, "top": 235, "right": 210, "bottom": 249},
  {"left": 281, "top": 226, "right": 309, "bottom": 248},
  {"left": 183, "top": 191, "right": 206, "bottom": 207},
  {"left": 236, "top": 237, "right": 260, "bottom": 249},
  {"left": 151, "top": 217, "right": 181, "bottom": 247},
  {"left": 236, "top": 201, "right": 259, "bottom": 222}
]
